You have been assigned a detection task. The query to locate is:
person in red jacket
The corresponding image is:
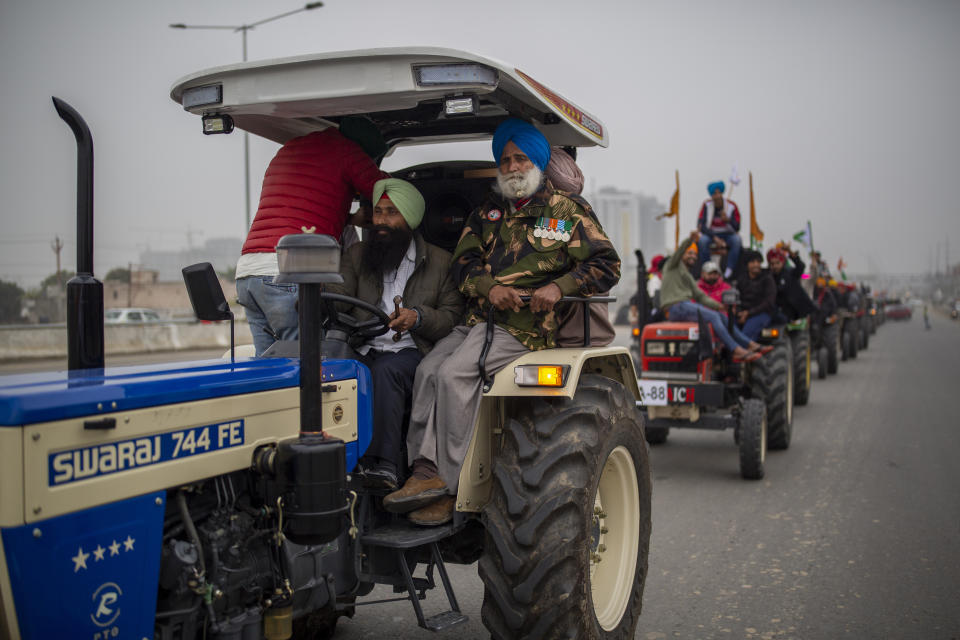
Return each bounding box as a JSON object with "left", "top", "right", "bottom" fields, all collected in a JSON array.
[
  {"left": 697, "top": 260, "right": 731, "bottom": 307},
  {"left": 235, "top": 117, "right": 389, "bottom": 355}
]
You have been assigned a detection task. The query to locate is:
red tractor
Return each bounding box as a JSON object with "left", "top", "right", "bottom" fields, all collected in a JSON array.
[{"left": 633, "top": 283, "right": 794, "bottom": 480}]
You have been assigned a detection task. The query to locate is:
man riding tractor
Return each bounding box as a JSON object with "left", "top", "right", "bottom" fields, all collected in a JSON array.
[
  {"left": 731, "top": 249, "right": 796, "bottom": 448},
  {"left": 767, "top": 245, "right": 817, "bottom": 405}
]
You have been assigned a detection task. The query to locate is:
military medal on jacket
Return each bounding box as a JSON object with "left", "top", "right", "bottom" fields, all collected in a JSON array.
[{"left": 534, "top": 216, "right": 571, "bottom": 242}]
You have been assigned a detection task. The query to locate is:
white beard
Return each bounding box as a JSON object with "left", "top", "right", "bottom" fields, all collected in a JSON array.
[{"left": 494, "top": 165, "right": 544, "bottom": 200}]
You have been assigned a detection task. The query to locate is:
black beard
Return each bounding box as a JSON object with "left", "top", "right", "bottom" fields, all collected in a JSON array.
[{"left": 362, "top": 225, "right": 413, "bottom": 275}]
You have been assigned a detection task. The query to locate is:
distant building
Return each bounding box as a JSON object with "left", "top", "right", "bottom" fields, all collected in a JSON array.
[
  {"left": 139, "top": 237, "right": 242, "bottom": 282},
  {"left": 586, "top": 186, "right": 669, "bottom": 303}
]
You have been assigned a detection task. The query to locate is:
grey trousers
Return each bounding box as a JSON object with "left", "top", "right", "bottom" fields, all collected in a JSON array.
[{"left": 407, "top": 323, "right": 529, "bottom": 493}]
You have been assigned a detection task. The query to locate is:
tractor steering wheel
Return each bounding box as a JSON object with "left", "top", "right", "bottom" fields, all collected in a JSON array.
[{"left": 318, "top": 291, "right": 393, "bottom": 340}]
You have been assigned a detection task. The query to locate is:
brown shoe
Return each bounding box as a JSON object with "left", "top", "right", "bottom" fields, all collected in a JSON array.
[
  {"left": 383, "top": 475, "right": 447, "bottom": 514},
  {"left": 409, "top": 495, "right": 455, "bottom": 526}
]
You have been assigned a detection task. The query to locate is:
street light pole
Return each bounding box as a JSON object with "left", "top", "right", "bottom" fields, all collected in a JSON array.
[{"left": 171, "top": 3, "right": 323, "bottom": 233}]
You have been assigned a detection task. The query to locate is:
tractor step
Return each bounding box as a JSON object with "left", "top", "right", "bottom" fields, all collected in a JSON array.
[
  {"left": 424, "top": 610, "right": 469, "bottom": 632},
  {"left": 361, "top": 521, "right": 461, "bottom": 549},
  {"left": 360, "top": 521, "right": 467, "bottom": 632}
]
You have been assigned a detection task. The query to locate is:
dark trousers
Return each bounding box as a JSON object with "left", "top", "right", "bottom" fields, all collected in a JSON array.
[{"left": 364, "top": 348, "right": 422, "bottom": 471}]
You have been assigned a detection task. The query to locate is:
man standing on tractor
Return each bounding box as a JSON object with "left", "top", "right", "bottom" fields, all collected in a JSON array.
[
  {"left": 735, "top": 250, "right": 777, "bottom": 340},
  {"left": 660, "top": 232, "right": 764, "bottom": 361},
  {"left": 330, "top": 178, "right": 464, "bottom": 490},
  {"left": 382, "top": 118, "right": 621, "bottom": 526},
  {"left": 696, "top": 181, "right": 742, "bottom": 279},
  {"left": 767, "top": 245, "right": 817, "bottom": 322},
  {"left": 235, "top": 117, "right": 390, "bottom": 356}
]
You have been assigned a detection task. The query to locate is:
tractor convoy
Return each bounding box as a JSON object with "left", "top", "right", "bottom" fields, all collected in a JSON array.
[{"left": 631, "top": 244, "right": 885, "bottom": 480}]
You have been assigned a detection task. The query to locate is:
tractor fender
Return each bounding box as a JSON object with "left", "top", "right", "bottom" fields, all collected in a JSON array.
[
  {"left": 481, "top": 346, "right": 640, "bottom": 401},
  {"left": 457, "top": 346, "right": 641, "bottom": 514}
]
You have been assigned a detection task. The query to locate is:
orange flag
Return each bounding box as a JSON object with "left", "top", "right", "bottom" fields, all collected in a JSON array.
[
  {"left": 749, "top": 171, "right": 764, "bottom": 249},
  {"left": 656, "top": 170, "right": 681, "bottom": 249}
]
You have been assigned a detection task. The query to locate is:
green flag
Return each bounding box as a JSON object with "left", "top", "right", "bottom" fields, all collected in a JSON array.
[{"left": 793, "top": 220, "right": 814, "bottom": 250}]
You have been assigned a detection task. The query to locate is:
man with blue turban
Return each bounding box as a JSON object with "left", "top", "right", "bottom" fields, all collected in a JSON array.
[
  {"left": 383, "top": 119, "right": 621, "bottom": 525},
  {"left": 696, "top": 180, "right": 743, "bottom": 279},
  {"left": 330, "top": 178, "right": 463, "bottom": 490}
]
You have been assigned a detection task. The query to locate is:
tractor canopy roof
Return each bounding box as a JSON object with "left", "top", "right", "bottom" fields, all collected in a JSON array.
[{"left": 170, "top": 47, "right": 608, "bottom": 151}]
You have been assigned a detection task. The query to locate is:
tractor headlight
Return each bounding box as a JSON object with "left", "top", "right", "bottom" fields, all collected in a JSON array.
[
  {"left": 761, "top": 327, "right": 780, "bottom": 339},
  {"left": 414, "top": 63, "right": 498, "bottom": 87},
  {"left": 183, "top": 83, "right": 223, "bottom": 109},
  {"left": 645, "top": 341, "right": 666, "bottom": 356},
  {"left": 677, "top": 341, "right": 696, "bottom": 356},
  {"left": 276, "top": 233, "right": 343, "bottom": 284}
]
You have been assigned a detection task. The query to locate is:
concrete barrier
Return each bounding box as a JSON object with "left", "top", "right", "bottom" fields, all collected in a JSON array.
[{"left": 0, "top": 321, "right": 253, "bottom": 361}]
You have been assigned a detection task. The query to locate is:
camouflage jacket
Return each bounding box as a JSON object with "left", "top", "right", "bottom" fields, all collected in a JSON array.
[{"left": 451, "top": 189, "right": 621, "bottom": 350}]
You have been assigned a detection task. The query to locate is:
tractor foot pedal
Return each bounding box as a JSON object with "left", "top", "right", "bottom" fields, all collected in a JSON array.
[
  {"left": 424, "top": 610, "right": 468, "bottom": 632},
  {"left": 361, "top": 521, "right": 461, "bottom": 549}
]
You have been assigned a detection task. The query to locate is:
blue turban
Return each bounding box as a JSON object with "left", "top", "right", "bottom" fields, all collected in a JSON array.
[
  {"left": 707, "top": 181, "right": 725, "bottom": 195},
  {"left": 492, "top": 118, "right": 551, "bottom": 170}
]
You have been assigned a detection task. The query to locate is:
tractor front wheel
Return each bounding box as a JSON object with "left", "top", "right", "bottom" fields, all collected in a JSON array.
[
  {"left": 480, "top": 375, "right": 651, "bottom": 640},
  {"left": 738, "top": 399, "right": 766, "bottom": 480},
  {"left": 790, "top": 329, "right": 812, "bottom": 407},
  {"left": 749, "top": 340, "right": 793, "bottom": 450}
]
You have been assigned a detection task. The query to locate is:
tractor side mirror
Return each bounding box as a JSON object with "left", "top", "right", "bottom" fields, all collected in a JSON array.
[
  {"left": 182, "top": 262, "right": 235, "bottom": 361},
  {"left": 183, "top": 262, "right": 231, "bottom": 321},
  {"left": 721, "top": 289, "right": 741, "bottom": 306}
]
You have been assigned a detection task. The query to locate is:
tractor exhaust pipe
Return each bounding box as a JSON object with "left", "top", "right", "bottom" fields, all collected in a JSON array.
[{"left": 53, "top": 97, "right": 104, "bottom": 370}]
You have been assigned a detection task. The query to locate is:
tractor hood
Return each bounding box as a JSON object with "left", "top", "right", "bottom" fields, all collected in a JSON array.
[{"left": 170, "top": 46, "right": 608, "bottom": 150}]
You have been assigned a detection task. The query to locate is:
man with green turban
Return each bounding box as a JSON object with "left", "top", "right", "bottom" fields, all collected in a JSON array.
[{"left": 330, "top": 178, "right": 463, "bottom": 490}]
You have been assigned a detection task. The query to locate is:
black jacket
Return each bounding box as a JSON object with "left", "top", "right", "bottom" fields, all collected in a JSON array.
[
  {"left": 737, "top": 271, "right": 777, "bottom": 317},
  {"left": 772, "top": 255, "right": 817, "bottom": 320}
]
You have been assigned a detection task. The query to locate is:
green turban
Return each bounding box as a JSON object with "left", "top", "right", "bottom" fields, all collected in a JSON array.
[{"left": 372, "top": 178, "right": 425, "bottom": 230}]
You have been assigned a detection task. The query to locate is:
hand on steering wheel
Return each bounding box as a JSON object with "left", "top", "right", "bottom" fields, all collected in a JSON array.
[{"left": 318, "top": 292, "right": 393, "bottom": 339}]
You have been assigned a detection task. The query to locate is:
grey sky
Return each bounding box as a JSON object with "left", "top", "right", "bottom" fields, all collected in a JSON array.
[{"left": 1, "top": 0, "right": 958, "bottom": 288}]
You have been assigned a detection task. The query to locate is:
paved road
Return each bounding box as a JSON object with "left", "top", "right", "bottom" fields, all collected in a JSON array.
[{"left": 331, "top": 315, "right": 960, "bottom": 639}]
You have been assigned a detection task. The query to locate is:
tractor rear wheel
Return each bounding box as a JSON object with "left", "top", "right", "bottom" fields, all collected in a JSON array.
[
  {"left": 480, "top": 374, "right": 651, "bottom": 640},
  {"left": 738, "top": 399, "right": 766, "bottom": 480},
  {"left": 749, "top": 340, "right": 793, "bottom": 450},
  {"left": 817, "top": 347, "right": 828, "bottom": 379},
  {"left": 644, "top": 426, "right": 669, "bottom": 445},
  {"left": 790, "top": 329, "right": 812, "bottom": 407}
]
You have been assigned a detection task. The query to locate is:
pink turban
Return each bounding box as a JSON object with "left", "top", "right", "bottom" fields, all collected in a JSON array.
[{"left": 545, "top": 147, "right": 584, "bottom": 194}]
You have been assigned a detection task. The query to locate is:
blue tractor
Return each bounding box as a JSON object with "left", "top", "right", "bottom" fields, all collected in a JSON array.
[{"left": 0, "top": 49, "right": 652, "bottom": 640}]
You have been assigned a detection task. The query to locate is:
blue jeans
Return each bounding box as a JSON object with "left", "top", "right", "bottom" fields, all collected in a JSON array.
[
  {"left": 236, "top": 276, "right": 299, "bottom": 356},
  {"left": 668, "top": 301, "right": 752, "bottom": 351},
  {"left": 740, "top": 312, "right": 772, "bottom": 341},
  {"left": 698, "top": 231, "right": 741, "bottom": 273}
]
